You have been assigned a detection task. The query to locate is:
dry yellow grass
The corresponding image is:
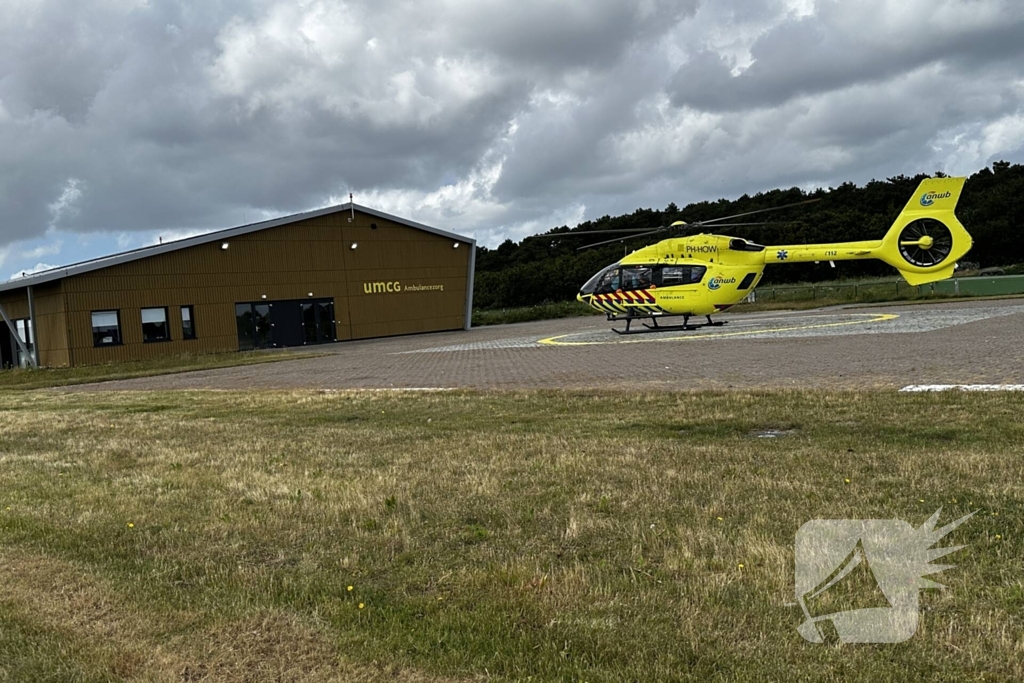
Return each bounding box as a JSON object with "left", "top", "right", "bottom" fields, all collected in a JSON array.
[{"left": 1, "top": 389, "right": 1021, "bottom": 681}]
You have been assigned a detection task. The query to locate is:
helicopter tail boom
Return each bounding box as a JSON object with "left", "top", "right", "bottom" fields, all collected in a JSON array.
[{"left": 763, "top": 177, "right": 971, "bottom": 285}]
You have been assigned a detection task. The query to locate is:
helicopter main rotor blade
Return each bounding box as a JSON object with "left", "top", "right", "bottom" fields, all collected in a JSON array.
[
  {"left": 569, "top": 223, "right": 798, "bottom": 236},
  {"left": 576, "top": 227, "right": 668, "bottom": 251},
  {"left": 685, "top": 221, "right": 802, "bottom": 228},
  {"left": 522, "top": 201, "right": 817, "bottom": 247},
  {"left": 523, "top": 228, "right": 671, "bottom": 238},
  {"left": 532, "top": 221, "right": 800, "bottom": 239},
  {"left": 691, "top": 198, "right": 821, "bottom": 226},
  {"left": 571, "top": 217, "right": 807, "bottom": 250}
]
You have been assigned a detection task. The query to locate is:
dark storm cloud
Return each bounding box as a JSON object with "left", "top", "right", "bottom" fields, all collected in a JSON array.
[
  {"left": 1, "top": 0, "right": 1024, "bottom": 261},
  {"left": 490, "top": 64, "right": 660, "bottom": 201},
  {"left": 0, "top": 0, "right": 265, "bottom": 240},
  {"left": 668, "top": 0, "right": 1024, "bottom": 112},
  {"left": 0, "top": 0, "right": 700, "bottom": 247},
  {"left": 446, "top": 0, "right": 695, "bottom": 71}
]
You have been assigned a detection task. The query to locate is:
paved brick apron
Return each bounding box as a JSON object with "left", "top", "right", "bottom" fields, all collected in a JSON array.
[{"left": 65, "top": 299, "right": 1024, "bottom": 392}]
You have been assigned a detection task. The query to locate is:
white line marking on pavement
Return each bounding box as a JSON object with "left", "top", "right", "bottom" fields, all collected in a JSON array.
[{"left": 899, "top": 384, "right": 1024, "bottom": 392}]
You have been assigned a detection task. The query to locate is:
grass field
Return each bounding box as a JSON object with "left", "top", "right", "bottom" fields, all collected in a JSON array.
[
  {"left": 0, "top": 349, "right": 319, "bottom": 392},
  {"left": 1, "top": 390, "right": 1021, "bottom": 681},
  {"left": 472, "top": 301, "right": 600, "bottom": 326}
]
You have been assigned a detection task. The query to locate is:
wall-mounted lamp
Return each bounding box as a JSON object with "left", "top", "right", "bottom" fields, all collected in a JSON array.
[
  {"left": 350, "top": 243, "right": 358, "bottom": 250},
  {"left": 221, "top": 242, "right": 229, "bottom": 250},
  {"left": 453, "top": 242, "right": 460, "bottom": 249},
  {"left": 308, "top": 292, "right": 314, "bottom": 297},
  {"left": 261, "top": 294, "right": 267, "bottom": 299}
]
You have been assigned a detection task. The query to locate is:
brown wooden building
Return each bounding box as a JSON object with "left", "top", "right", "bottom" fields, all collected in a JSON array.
[{"left": 0, "top": 203, "right": 476, "bottom": 368}]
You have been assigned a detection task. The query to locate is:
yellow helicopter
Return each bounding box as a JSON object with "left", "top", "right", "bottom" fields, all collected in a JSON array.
[{"left": 575, "top": 177, "right": 972, "bottom": 333}]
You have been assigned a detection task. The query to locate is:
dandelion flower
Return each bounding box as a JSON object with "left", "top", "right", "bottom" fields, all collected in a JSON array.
[
  {"left": 347, "top": 585, "right": 353, "bottom": 592},
  {"left": 995, "top": 534, "right": 1002, "bottom": 540},
  {"left": 358, "top": 603, "right": 365, "bottom": 609},
  {"left": 127, "top": 523, "right": 134, "bottom": 528},
  {"left": 844, "top": 479, "right": 850, "bottom": 484},
  {"left": 738, "top": 563, "right": 744, "bottom": 569},
  {"left": 716, "top": 516, "right": 723, "bottom": 521},
  {"left": 919, "top": 499, "right": 925, "bottom": 503}
]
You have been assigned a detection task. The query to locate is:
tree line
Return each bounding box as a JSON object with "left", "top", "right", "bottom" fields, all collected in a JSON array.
[{"left": 473, "top": 161, "right": 1024, "bottom": 309}]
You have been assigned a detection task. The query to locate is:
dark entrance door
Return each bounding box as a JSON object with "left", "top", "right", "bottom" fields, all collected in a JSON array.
[
  {"left": 235, "top": 298, "right": 336, "bottom": 349},
  {"left": 0, "top": 323, "right": 13, "bottom": 369},
  {"left": 235, "top": 303, "right": 255, "bottom": 350},
  {"left": 272, "top": 301, "right": 304, "bottom": 348},
  {"left": 253, "top": 303, "right": 272, "bottom": 348},
  {"left": 301, "top": 300, "right": 336, "bottom": 345}
]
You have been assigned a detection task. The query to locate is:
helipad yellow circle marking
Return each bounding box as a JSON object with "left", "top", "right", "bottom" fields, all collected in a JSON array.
[{"left": 538, "top": 313, "right": 899, "bottom": 346}]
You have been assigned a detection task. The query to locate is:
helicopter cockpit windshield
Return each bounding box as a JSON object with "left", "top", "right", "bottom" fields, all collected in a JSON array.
[{"left": 580, "top": 262, "right": 621, "bottom": 295}]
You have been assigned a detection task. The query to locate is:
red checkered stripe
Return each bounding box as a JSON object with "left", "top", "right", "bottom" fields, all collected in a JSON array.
[{"left": 586, "top": 290, "right": 664, "bottom": 314}]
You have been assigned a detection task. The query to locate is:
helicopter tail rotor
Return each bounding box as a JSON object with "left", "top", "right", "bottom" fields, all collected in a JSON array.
[{"left": 877, "top": 177, "right": 971, "bottom": 285}]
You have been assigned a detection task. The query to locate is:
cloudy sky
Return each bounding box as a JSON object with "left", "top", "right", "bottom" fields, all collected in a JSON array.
[{"left": 2, "top": 0, "right": 1023, "bottom": 279}]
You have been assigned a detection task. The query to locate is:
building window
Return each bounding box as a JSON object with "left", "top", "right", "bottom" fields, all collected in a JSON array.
[
  {"left": 92, "top": 310, "right": 122, "bottom": 346},
  {"left": 181, "top": 305, "right": 196, "bottom": 340},
  {"left": 15, "top": 319, "right": 33, "bottom": 347},
  {"left": 14, "top": 318, "right": 33, "bottom": 367},
  {"left": 141, "top": 307, "right": 170, "bottom": 343}
]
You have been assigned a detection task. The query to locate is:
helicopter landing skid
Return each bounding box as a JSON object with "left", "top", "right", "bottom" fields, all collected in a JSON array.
[{"left": 611, "top": 314, "right": 727, "bottom": 335}]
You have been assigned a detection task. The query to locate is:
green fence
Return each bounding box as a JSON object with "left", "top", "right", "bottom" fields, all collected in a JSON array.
[
  {"left": 752, "top": 275, "right": 1024, "bottom": 303},
  {"left": 931, "top": 275, "right": 1024, "bottom": 296}
]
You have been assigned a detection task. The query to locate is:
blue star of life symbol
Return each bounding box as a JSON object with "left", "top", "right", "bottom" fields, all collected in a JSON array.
[{"left": 777, "top": 249, "right": 789, "bottom": 260}]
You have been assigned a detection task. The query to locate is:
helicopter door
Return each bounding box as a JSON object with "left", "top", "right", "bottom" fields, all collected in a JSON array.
[{"left": 651, "top": 265, "right": 709, "bottom": 313}]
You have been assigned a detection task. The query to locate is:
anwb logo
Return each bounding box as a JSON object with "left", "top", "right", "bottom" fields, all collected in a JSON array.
[
  {"left": 920, "top": 191, "right": 952, "bottom": 207},
  {"left": 793, "top": 509, "right": 971, "bottom": 643},
  {"left": 707, "top": 277, "right": 735, "bottom": 291}
]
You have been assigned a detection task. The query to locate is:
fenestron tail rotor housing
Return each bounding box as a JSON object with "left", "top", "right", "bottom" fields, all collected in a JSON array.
[
  {"left": 897, "top": 218, "right": 954, "bottom": 268},
  {"left": 873, "top": 176, "right": 971, "bottom": 285}
]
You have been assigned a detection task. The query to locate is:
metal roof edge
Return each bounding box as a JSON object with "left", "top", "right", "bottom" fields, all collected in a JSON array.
[
  {"left": 352, "top": 204, "right": 475, "bottom": 245},
  {"left": 0, "top": 203, "right": 476, "bottom": 293}
]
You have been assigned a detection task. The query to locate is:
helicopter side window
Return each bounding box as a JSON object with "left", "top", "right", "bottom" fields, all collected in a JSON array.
[
  {"left": 656, "top": 266, "right": 690, "bottom": 286},
  {"left": 620, "top": 266, "right": 653, "bottom": 291},
  {"left": 653, "top": 265, "right": 707, "bottom": 286}
]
